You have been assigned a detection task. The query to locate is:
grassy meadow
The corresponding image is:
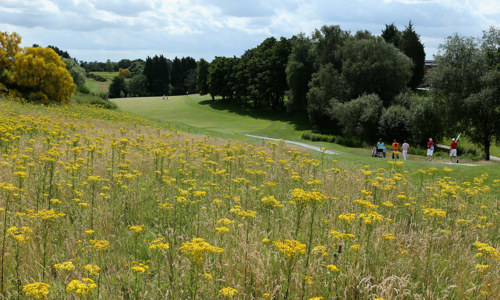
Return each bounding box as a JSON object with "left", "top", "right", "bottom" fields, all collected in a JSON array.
[{"left": 0, "top": 96, "right": 499, "bottom": 299}]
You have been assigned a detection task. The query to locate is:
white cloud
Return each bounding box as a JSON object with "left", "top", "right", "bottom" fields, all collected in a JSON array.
[{"left": 1, "top": 0, "right": 498, "bottom": 61}]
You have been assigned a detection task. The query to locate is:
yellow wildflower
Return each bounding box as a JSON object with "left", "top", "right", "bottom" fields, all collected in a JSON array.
[
  {"left": 66, "top": 278, "right": 97, "bottom": 295},
  {"left": 219, "top": 286, "right": 238, "bottom": 296},
  {"left": 54, "top": 261, "right": 75, "bottom": 271},
  {"left": 23, "top": 282, "right": 50, "bottom": 299}
]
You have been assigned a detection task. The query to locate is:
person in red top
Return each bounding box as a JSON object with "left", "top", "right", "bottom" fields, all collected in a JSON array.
[
  {"left": 450, "top": 138, "right": 458, "bottom": 163},
  {"left": 427, "top": 138, "right": 435, "bottom": 162}
]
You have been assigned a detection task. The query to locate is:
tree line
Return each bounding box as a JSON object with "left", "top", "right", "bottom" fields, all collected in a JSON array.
[{"left": 1, "top": 23, "right": 498, "bottom": 159}]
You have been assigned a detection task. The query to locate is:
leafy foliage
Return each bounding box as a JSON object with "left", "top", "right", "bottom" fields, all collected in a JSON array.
[
  {"left": 4, "top": 46, "right": 75, "bottom": 104},
  {"left": 341, "top": 37, "right": 412, "bottom": 106},
  {"left": 429, "top": 27, "right": 500, "bottom": 159}
]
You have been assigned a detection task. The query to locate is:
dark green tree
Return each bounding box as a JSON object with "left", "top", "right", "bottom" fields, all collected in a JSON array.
[
  {"left": 118, "top": 59, "right": 132, "bottom": 70},
  {"left": 197, "top": 58, "right": 210, "bottom": 95},
  {"left": 330, "top": 93, "right": 383, "bottom": 141},
  {"left": 286, "top": 33, "right": 314, "bottom": 112},
  {"left": 407, "top": 97, "right": 444, "bottom": 146},
  {"left": 208, "top": 56, "right": 237, "bottom": 101},
  {"left": 399, "top": 21, "right": 426, "bottom": 89},
  {"left": 378, "top": 105, "right": 411, "bottom": 142},
  {"left": 381, "top": 23, "right": 402, "bottom": 47},
  {"left": 143, "top": 55, "right": 170, "bottom": 96},
  {"left": 127, "top": 74, "right": 148, "bottom": 97},
  {"left": 105, "top": 59, "right": 114, "bottom": 72},
  {"left": 108, "top": 76, "right": 126, "bottom": 98},
  {"left": 306, "top": 64, "right": 348, "bottom": 131},
  {"left": 341, "top": 37, "right": 412, "bottom": 106}
]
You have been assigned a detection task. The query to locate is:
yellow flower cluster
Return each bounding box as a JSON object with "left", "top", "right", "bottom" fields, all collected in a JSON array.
[
  {"left": 381, "top": 233, "right": 395, "bottom": 241},
  {"left": 6, "top": 225, "right": 32, "bottom": 244},
  {"left": 130, "top": 262, "right": 149, "bottom": 273},
  {"left": 422, "top": 208, "right": 446, "bottom": 218},
  {"left": 82, "top": 264, "right": 100, "bottom": 276},
  {"left": 27, "top": 209, "right": 66, "bottom": 221},
  {"left": 330, "top": 230, "right": 355, "bottom": 242},
  {"left": 261, "top": 195, "right": 283, "bottom": 208},
  {"left": 273, "top": 239, "right": 306, "bottom": 258},
  {"left": 326, "top": 264, "right": 339, "bottom": 272},
  {"left": 23, "top": 282, "right": 50, "bottom": 299},
  {"left": 219, "top": 286, "right": 238, "bottom": 296},
  {"left": 88, "top": 239, "right": 112, "bottom": 252},
  {"left": 473, "top": 241, "right": 500, "bottom": 261},
  {"left": 128, "top": 224, "right": 145, "bottom": 233},
  {"left": 290, "top": 188, "right": 327, "bottom": 206},
  {"left": 230, "top": 206, "right": 257, "bottom": 219},
  {"left": 179, "top": 237, "right": 224, "bottom": 263},
  {"left": 149, "top": 237, "right": 170, "bottom": 250},
  {"left": 66, "top": 278, "right": 97, "bottom": 295},
  {"left": 54, "top": 261, "right": 75, "bottom": 271}
]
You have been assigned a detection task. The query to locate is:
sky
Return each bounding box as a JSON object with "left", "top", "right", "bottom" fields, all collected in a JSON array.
[{"left": 1, "top": 0, "right": 499, "bottom": 62}]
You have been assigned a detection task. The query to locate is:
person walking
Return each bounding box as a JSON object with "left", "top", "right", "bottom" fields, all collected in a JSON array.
[
  {"left": 427, "top": 138, "right": 435, "bottom": 162},
  {"left": 402, "top": 140, "right": 410, "bottom": 161},
  {"left": 392, "top": 139, "right": 400, "bottom": 159},
  {"left": 450, "top": 138, "right": 458, "bottom": 163},
  {"left": 376, "top": 138, "right": 384, "bottom": 158}
]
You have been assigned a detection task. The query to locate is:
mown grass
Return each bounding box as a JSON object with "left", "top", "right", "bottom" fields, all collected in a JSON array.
[{"left": 0, "top": 96, "right": 499, "bottom": 299}]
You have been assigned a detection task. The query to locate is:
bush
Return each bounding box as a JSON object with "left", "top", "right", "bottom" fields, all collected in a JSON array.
[
  {"left": 335, "top": 136, "right": 363, "bottom": 148},
  {"left": 76, "top": 85, "right": 91, "bottom": 94},
  {"left": 87, "top": 73, "right": 107, "bottom": 82},
  {"left": 72, "top": 91, "right": 117, "bottom": 110},
  {"left": 302, "top": 131, "right": 335, "bottom": 143}
]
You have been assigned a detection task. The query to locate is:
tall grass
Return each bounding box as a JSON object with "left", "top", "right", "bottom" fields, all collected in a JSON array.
[{"left": 0, "top": 98, "right": 498, "bottom": 299}]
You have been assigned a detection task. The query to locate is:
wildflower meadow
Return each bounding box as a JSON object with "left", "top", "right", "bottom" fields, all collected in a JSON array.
[{"left": 0, "top": 98, "right": 499, "bottom": 299}]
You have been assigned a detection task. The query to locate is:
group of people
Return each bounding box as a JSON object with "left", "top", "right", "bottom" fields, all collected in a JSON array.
[{"left": 374, "top": 137, "right": 458, "bottom": 163}]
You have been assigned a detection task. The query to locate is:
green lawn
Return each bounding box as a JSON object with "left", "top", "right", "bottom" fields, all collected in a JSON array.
[{"left": 113, "top": 94, "right": 500, "bottom": 182}]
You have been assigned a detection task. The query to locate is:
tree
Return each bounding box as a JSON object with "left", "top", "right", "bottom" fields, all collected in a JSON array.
[
  {"left": 399, "top": 21, "right": 426, "bottom": 89},
  {"left": 108, "top": 76, "right": 126, "bottom": 98},
  {"left": 4, "top": 46, "right": 75, "bottom": 104},
  {"left": 143, "top": 55, "right": 169, "bottom": 96},
  {"left": 331, "top": 93, "right": 383, "bottom": 141},
  {"left": 341, "top": 37, "right": 413, "bottom": 106},
  {"left": 378, "top": 105, "right": 411, "bottom": 142},
  {"left": 127, "top": 74, "right": 148, "bottom": 97},
  {"left": 306, "top": 64, "right": 348, "bottom": 131},
  {"left": 286, "top": 33, "right": 314, "bottom": 112},
  {"left": 62, "top": 58, "right": 86, "bottom": 87},
  {"left": 118, "top": 59, "right": 132, "bottom": 70},
  {"left": 381, "top": 23, "right": 402, "bottom": 48},
  {"left": 407, "top": 97, "right": 444, "bottom": 146},
  {"left": 197, "top": 58, "right": 210, "bottom": 95},
  {"left": 0, "top": 31, "right": 21, "bottom": 70},
  {"left": 105, "top": 59, "right": 114, "bottom": 72},
  {"left": 207, "top": 56, "right": 237, "bottom": 101},
  {"left": 118, "top": 68, "right": 131, "bottom": 78},
  {"left": 429, "top": 28, "right": 500, "bottom": 160},
  {"left": 306, "top": 25, "right": 350, "bottom": 130}
]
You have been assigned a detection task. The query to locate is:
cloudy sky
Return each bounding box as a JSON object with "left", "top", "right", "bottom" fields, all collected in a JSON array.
[{"left": 1, "top": 0, "right": 498, "bottom": 62}]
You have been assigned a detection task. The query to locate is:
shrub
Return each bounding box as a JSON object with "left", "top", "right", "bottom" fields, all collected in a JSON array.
[{"left": 301, "top": 131, "right": 335, "bottom": 143}]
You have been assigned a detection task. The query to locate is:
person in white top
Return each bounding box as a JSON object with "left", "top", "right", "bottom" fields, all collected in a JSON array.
[{"left": 402, "top": 140, "right": 410, "bottom": 161}]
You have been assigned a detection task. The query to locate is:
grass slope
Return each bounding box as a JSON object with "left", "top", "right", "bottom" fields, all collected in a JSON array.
[
  {"left": 113, "top": 94, "right": 500, "bottom": 181},
  {"left": 0, "top": 97, "right": 499, "bottom": 299}
]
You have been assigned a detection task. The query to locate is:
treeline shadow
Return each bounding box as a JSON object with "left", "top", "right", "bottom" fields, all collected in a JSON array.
[{"left": 198, "top": 99, "right": 311, "bottom": 131}]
